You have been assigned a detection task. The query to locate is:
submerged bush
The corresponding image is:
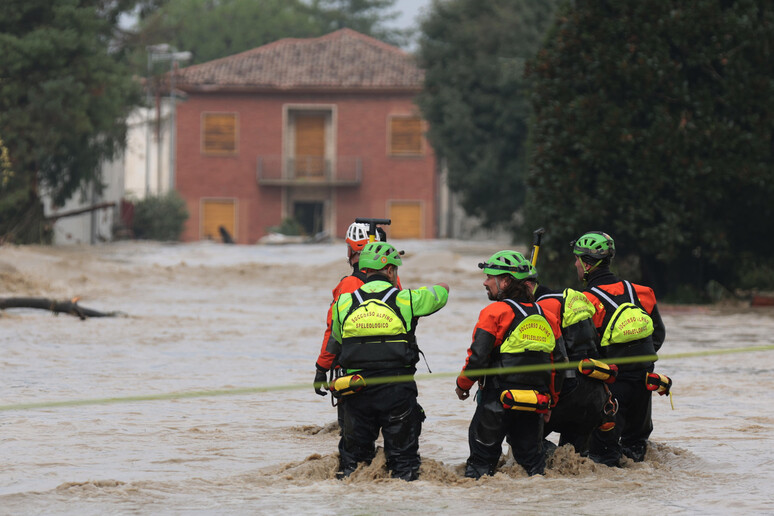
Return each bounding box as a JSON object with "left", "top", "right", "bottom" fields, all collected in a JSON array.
[
  {"left": 268, "top": 218, "right": 304, "bottom": 236},
  {"left": 132, "top": 191, "right": 188, "bottom": 241}
]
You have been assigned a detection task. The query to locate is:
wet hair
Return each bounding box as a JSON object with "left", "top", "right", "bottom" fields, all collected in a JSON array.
[{"left": 500, "top": 276, "right": 534, "bottom": 303}]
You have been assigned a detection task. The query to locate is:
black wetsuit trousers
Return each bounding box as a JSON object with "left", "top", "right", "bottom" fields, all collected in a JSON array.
[
  {"left": 337, "top": 381, "right": 424, "bottom": 481},
  {"left": 465, "top": 388, "right": 545, "bottom": 477},
  {"left": 588, "top": 371, "right": 653, "bottom": 466},
  {"left": 543, "top": 375, "right": 610, "bottom": 456}
]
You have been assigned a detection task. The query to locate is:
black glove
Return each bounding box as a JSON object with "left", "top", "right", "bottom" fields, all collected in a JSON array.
[{"left": 314, "top": 369, "right": 328, "bottom": 396}]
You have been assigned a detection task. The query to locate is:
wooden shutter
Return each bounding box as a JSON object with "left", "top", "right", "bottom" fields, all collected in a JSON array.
[
  {"left": 201, "top": 199, "right": 236, "bottom": 242},
  {"left": 294, "top": 114, "right": 326, "bottom": 177},
  {"left": 390, "top": 117, "right": 423, "bottom": 156},
  {"left": 202, "top": 113, "right": 237, "bottom": 154},
  {"left": 388, "top": 202, "right": 422, "bottom": 238}
]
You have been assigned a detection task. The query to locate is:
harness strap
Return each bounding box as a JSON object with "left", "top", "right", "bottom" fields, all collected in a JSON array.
[
  {"left": 353, "top": 286, "right": 398, "bottom": 305},
  {"left": 383, "top": 287, "right": 399, "bottom": 302},
  {"left": 504, "top": 299, "right": 543, "bottom": 317},
  {"left": 591, "top": 280, "right": 636, "bottom": 308},
  {"left": 624, "top": 280, "right": 635, "bottom": 303},
  {"left": 590, "top": 286, "right": 618, "bottom": 308}
]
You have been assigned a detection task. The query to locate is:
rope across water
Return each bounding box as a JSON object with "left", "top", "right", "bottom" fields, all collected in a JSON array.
[{"left": 2, "top": 344, "right": 772, "bottom": 412}]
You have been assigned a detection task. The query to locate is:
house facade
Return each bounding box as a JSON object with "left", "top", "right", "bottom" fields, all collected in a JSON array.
[
  {"left": 172, "top": 29, "right": 438, "bottom": 243},
  {"left": 47, "top": 98, "right": 175, "bottom": 244}
]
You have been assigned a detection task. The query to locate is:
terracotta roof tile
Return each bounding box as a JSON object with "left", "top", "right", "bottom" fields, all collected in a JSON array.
[{"left": 175, "top": 28, "right": 423, "bottom": 91}]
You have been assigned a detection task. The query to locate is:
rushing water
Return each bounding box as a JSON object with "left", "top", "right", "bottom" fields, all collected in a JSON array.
[{"left": 1, "top": 241, "right": 773, "bottom": 515}]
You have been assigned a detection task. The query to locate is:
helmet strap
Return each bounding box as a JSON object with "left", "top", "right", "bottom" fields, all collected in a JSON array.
[
  {"left": 347, "top": 246, "right": 360, "bottom": 266},
  {"left": 581, "top": 259, "right": 603, "bottom": 286}
]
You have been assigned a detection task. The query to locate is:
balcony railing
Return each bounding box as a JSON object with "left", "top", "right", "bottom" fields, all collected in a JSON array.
[{"left": 256, "top": 156, "right": 362, "bottom": 186}]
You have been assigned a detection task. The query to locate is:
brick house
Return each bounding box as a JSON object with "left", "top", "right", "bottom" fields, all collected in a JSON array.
[{"left": 172, "top": 28, "right": 438, "bottom": 243}]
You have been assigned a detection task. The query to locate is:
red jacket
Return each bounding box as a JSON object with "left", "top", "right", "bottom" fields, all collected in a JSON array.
[
  {"left": 582, "top": 273, "right": 664, "bottom": 350},
  {"left": 584, "top": 282, "right": 658, "bottom": 328},
  {"left": 456, "top": 300, "right": 562, "bottom": 392},
  {"left": 580, "top": 269, "right": 666, "bottom": 376}
]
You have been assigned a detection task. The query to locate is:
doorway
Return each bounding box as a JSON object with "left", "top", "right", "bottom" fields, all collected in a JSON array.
[{"left": 294, "top": 201, "right": 324, "bottom": 236}]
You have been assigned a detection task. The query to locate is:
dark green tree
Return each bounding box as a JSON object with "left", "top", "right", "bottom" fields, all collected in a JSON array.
[
  {"left": 136, "top": 0, "right": 409, "bottom": 66},
  {"left": 416, "top": 0, "right": 561, "bottom": 229},
  {"left": 311, "top": 0, "right": 410, "bottom": 47},
  {"left": 0, "top": 0, "right": 141, "bottom": 243},
  {"left": 138, "top": 0, "right": 326, "bottom": 65},
  {"left": 525, "top": 0, "right": 774, "bottom": 298}
]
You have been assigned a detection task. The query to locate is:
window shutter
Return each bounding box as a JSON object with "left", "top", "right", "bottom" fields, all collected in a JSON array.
[
  {"left": 389, "top": 202, "right": 422, "bottom": 238},
  {"left": 390, "top": 117, "right": 423, "bottom": 156},
  {"left": 203, "top": 113, "right": 237, "bottom": 154},
  {"left": 201, "top": 199, "right": 236, "bottom": 241}
]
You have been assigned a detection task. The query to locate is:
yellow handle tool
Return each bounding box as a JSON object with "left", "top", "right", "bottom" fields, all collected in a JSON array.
[{"left": 530, "top": 227, "right": 545, "bottom": 266}]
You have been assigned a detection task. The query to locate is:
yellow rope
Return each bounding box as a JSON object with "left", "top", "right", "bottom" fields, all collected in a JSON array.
[{"left": 2, "top": 344, "right": 773, "bottom": 412}]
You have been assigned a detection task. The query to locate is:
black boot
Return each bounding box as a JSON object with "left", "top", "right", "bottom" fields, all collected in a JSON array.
[
  {"left": 391, "top": 467, "right": 419, "bottom": 482},
  {"left": 622, "top": 442, "right": 647, "bottom": 462},
  {"left": 464, "top": 460, "right": 494, "bottom": 479},
  {"left": 336, "top": 463, "right": 357, "bottom": 480}
]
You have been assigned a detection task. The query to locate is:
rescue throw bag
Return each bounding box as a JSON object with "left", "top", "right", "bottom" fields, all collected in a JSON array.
[
  {"left": 578, "top": 358, "right": 618, "bottom": 383},
  {"left": 499, "top": 389, "right": 550, "bottom": 413},
  {"left": 645, "top": 372, "right": 672, "bottom": 396},
  {"left": 330, "top": 374, "right": 366, "bottom": 398}
]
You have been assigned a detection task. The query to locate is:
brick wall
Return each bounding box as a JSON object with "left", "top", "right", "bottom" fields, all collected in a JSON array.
[{"left": 175, "top": 91, "right": 436, "bottom": 243}]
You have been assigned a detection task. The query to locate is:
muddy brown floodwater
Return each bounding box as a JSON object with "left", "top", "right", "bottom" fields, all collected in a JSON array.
[{"left": 1, "top": 241, "right": 773, "bottom": 515}]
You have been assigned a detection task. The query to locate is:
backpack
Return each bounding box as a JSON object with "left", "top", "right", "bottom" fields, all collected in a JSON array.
[{"left": 590, "top": 281, "right": 654, "bottom": 348}]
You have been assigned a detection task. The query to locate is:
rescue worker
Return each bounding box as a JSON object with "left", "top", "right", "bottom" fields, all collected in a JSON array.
[
  {"left": 327, "top": 242, "right": 449, "bottom": 481},
  {"left": 313, "top": 222, "right": 400, "bottom": 394},
  {"left": 455, "top": 251, "right": 563, "bottom": 477},
  {"left": 571, "top": 231, "right": 666, "bottom": 466},
  {"left": 528, "top": 265, "right": 616, "bottom": 457}
]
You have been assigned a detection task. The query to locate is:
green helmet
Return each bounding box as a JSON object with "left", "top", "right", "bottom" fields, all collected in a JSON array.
[
  {"left": 359, "top": 242, "right": 403, "bottom": 270},
  {"left": 571, "top": 231, "right": 615, "bottom": 260},
  {"left": 478, "top": 250, "right": 533, "bottom": 280}
]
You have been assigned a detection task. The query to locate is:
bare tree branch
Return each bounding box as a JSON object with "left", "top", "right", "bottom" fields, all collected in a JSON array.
[{"left": 0, "top": 297, "right": 124, "bottom": 319}]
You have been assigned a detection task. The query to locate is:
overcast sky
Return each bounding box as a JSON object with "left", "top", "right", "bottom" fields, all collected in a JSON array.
[
  {"left": 390, "top": 0, "right": 433, "bottom": 30},
  {"left": 387, "top": 0, "right": 432, "bottom": 50},
  {"left": 122, "top": 0, "right": 434, "bottom": 51}
]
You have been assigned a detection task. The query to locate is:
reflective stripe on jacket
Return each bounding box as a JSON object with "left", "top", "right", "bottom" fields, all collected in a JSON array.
[
  {"left": 315, "top": 269, "right": 402, "bottom": 371},
  {"left": 330, "top": 279, "right": 448, "bottom": 371},
  {"left": 584, "top": 280, "right": 662, "bottom": 370},
  {"left": 536, "top": 288, "right": 599, "bottom": 361}
]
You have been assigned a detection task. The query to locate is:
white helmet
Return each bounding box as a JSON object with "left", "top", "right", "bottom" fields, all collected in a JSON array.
[{"left": 346, "top": 222, "right": 381, "bottom": 251}]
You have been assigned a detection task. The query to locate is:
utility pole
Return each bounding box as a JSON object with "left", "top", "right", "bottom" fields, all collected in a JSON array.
[{"left": 145, "top": 44, "right": 191, "bottom": 198}]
